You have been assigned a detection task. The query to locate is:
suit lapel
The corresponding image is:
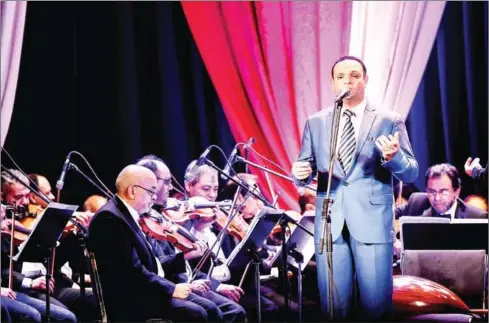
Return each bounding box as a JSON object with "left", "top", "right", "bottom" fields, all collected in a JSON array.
[
  {"left": 325, "top": 110, "right": 345, "bottom": 178},
  {"left": 346, "top": 104, "right": 376, "bottom": 177}
]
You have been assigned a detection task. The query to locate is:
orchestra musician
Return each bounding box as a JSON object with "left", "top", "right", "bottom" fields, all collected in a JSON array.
[
  {"left": 87, "top": 164, "right": 225, "bottom": 322},
  {"left": 184, "top": 161, "right": 279, "bottom": 322},
  {"left": 136, "top": 155, "right": 247, "bottom": 322},
  {"left": 1, "top": 170, "right": 78, "bottom": 322}
]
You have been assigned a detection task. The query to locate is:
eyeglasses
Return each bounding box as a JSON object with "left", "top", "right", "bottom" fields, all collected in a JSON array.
[
  {"left": 133, "top": 185, "right": 157, "bottom": 199},
  {"left": 157, "top": 177, "right": 172, "bottom": 186},
  {"left": 426, "top": 189, "right": 453, "bottom": 198}
]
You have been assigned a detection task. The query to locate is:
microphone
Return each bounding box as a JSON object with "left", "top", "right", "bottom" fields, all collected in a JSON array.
[
  {"left": 335, "top": 88, "right": 351, "bottom": 102},
  {"left": 221, "top": 147, "right": 238, "bottom": 180},
  {"left": 244, "top": 137, "right": 255, "bottom": 149},
  {"left": 185, "top": 146, "right": 212, "bottom": 182},
  {"left": 56, "top": 152, "right": 73, "bottom": 190}
]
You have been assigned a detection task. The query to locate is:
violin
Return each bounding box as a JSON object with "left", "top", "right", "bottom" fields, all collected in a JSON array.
[
  {"left": 214, "top": 208, "right": 249, "bottom": 241},
  {"left": 139, "top": 209, "right": 200, "bottom": 253},
  {"left": 1, "top": 219, "right": 32, "bottom": 245},
  {"left": 162, "top": 196, "right": 233, "bottom": 224},
  {"left": 269, "top": 210, "right": 302, "bottom": 244}
]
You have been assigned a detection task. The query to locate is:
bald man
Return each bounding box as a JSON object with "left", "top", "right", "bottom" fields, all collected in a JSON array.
[
  {"left": 82, "top": 195, "right": 108, "bottom": 213},
  {"left": 87, "top": 165, "right": 224, "bottom": 322}
]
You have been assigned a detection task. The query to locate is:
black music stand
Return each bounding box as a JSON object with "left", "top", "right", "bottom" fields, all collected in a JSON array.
[
  {"left": 400, "top": 217, "right": 488, "bottom": 253},
  {"left": 225, "top": 206, "right": 283, "bottom": 323},
  {"left": 13, "top": 203, "right": 78, "bottom": 322}
]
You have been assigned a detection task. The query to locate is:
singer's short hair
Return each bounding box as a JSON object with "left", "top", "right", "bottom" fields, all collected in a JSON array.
[
  {"left": 1, "top": 169, "right": 29, "bottom": 194},
  {"left": 331, "top": 55, "right": 367, "bottom": 78},
  {"left": 184, "top": 160, "right": 217, "bottom": 186},
  {"left": 425, "top": 163, "right": 461, "bottom": 190}
]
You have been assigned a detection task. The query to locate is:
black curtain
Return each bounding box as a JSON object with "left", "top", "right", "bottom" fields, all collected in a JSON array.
[
  {"left": 2, "top": 2, "right": 235, "bottom": 206},
  {"left": 406, "top": 1, "right": 488, "bottom": 198}
]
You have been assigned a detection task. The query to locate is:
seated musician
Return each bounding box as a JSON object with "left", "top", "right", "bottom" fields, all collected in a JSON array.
[
  {"left": 1, "top": 170, "right": 78, "bottom": 322},
  {"left": 136, "top": 155, "right": 246, "bottom": 322},
  {"left": 184, "top": 161, "right": 279, "bottom": 322},
  {"left": 82, "top": 195, "right": 108, "bottom": 213},
  {"left": 87, "top": 164, "right": 226, "bottom": 322},
  {"left": 395, "top": 163, "right": 488, "bottom": 220}
]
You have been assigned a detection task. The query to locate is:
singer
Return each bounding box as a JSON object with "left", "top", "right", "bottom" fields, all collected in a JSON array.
[{"left": 292, "top": 56, "right": 419, "bottom": 321}]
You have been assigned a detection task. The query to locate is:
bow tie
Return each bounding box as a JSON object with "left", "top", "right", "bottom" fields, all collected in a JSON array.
[{"left": 437, "top": 213, "right": 451, "bottom": 219}]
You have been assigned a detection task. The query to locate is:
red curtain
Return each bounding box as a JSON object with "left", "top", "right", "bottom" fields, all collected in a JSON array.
[{"left": 182, "top": 1, "right": 351, "bottom": 210}]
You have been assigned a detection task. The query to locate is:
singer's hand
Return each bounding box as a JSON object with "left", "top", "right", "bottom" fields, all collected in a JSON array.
[
  {"left": 1, "top": 287, "right": 17, "bottom": 300},
  {"left": 292, "top": 161, "right": 312, "bottom": 180},
  {"left": 375, "top": 132, "right": 400, "bottom": 162},
  {"left": 184, "top": 241, "right": 207, "bottom": 260},
  {"left": 32, "top": 276, "right": 55, "bottom": 294}
]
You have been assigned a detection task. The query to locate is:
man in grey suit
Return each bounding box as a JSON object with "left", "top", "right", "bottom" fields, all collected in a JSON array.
[{"left": 292, "top": 56, "right": 419, "bottom": 321}]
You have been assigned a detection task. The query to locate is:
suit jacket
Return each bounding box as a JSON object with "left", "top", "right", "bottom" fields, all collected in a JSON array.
[
  {"left": 296, "top": 103, "right": 419, "bottom": 243},
  {"left": 1, "top": 234, "right": 76, "bottom": 291},
  {"left": 153, "top": 239, "right": 221, "bottom": 291},
  {"left": 395, "top": 192, "right": 488, "bottom": 220},
  {"left": 87, "top": 196, "right": 176, "bottom": 322},
  {"left": 472, "top": 164, "right": 488, "bottom": 182}
]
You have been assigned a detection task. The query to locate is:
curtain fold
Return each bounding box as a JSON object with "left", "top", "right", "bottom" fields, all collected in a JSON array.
[
  {"left": 0, "top": 1, "right": 27, "bottom": 147},
  {"left": 182, "top": 1, "right": 351, "bottom": 210},
  {"left": 349, "top": 1, "right": 446, "bottom": 117}
]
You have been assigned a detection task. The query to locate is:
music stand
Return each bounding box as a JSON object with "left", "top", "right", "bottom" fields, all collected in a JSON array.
[
  {"left": 225, "top": 206, "right": 282, "bottom": 323},
  {"left": 13, "top": 202, "right": 78, "bottom": 322},
  {"left": 400, "top": 217, "right": 488, "bottom": 253},
  {"left": 283, "top": 213, "right": 315, "bottom": 323}
]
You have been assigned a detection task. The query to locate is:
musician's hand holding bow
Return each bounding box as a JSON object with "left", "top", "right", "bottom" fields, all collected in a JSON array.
[
  {"left": 216, "top": 284, "right": 244, "bottom": 303},
  {"left": 184, "top": 241, "right": 207, "bottom": 260}
]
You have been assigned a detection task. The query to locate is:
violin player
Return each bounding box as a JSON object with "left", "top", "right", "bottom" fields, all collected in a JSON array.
[
  {"left": 185, "top": 160, "right": 279, "bottom": 322},
  {"left": 87, "top": 164, "right": 227, "bottom": 322},
  {"left": 136, "top": 155, "right": 247, "bottom": 322},
  {"left": 1, "top": 169, "right": 78, "bottom": 322}
]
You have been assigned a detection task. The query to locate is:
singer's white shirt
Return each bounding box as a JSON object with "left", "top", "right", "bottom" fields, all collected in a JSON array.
[{"left": 335, "top": 99, "right": 367, "bottom": 156}]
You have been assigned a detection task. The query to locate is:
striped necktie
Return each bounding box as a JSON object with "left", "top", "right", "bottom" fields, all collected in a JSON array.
[{"left": 338, "top": 109, "right": 356, "bottom": 174}]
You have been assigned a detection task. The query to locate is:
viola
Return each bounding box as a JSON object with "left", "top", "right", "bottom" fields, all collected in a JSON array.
[{"left": 19, "top": 204, "right": 92, "bottom": 234}]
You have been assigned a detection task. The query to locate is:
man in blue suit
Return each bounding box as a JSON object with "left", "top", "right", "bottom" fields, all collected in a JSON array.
[{"left": 292, "top": 56, "right": 419, "bottom": 320}]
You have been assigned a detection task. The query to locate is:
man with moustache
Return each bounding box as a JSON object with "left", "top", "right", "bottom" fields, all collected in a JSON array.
[{"left": 292, "top": 56, "right": 419, "bottom": 320}]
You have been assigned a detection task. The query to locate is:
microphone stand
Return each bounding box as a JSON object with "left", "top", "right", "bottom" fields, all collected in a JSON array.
[
  {"left": 223, "top": 156, "right": 315, "bottom": 320},
  {"left": 235, "top": 156, "right": 317, "bottom": 192},
  {"left": 318, "top": 98, "right": 344, "bottom": 320},
  {"left": 68, "top": 163, "right": 115, "bottom": 199}
]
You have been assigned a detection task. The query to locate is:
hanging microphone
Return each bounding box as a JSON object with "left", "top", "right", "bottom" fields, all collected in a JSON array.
[
  {"left": 56, "top": 152, "right": 73, "bottom": 190},
  {"left": 185, "top": 146, "right": 213, "bottom": 182},
  {"left": 335, "top": 88, "right": 351, "bottom": 102}
]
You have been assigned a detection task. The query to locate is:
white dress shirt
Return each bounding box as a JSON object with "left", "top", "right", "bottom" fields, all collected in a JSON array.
[
  {"left": 118, "top": 195, "right": 165, "bottom": 278},
  {"left": 335, "top": 99, "right": 367, "bottom": 156},
  {"left": 190, "top": 226, "right": 231, "bottom": 282}
]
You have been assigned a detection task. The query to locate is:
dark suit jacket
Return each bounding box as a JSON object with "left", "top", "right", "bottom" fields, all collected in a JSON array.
[
  {"left": 152, "top": 239, "right": 221, "bottom": 291},
  {"left": 472, "top": 164, "right": 488, "bottom": 182},
  {"left": 87, "top": 196, "right": 176, "bottom": 322},
  {"left": 395, "top": 192, "right": 488, "bottom": 220},
  {"left": 1, "top": 234, "right": 75, "bottom": 290}
]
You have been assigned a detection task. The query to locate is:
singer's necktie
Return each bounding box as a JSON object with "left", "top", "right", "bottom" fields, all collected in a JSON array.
[{"left": 338, "top": 109, "right": 356, "bottom": 174}]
